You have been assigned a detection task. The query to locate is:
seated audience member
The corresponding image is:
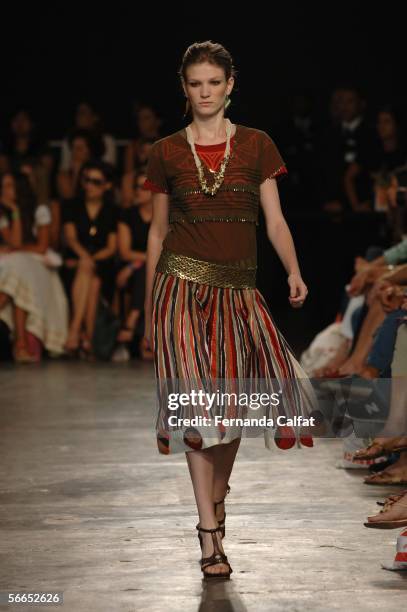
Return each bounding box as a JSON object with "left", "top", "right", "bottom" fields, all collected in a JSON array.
[
  {"left": 354, "top": 307, "right": 407, "bottom": 490},
  {"left": 57, "top": 130, "right": 101, "bottom": 200},
  {"left": 123, "top": 103, "right": 161, "bottom": 174},
  {"left": 0, "top": 109, "right": 54, "bottom": 205},
  {"left": 346, "top": 106, "right": 407, "bottom": 213},
  {"left": 319, "top": 85, "right": 376, "bottom": 213},
  {"left": 61, "top": 160, "right": 118, "bottom": 359},
  {"left": 0, "top": 171, "right": 68, "bottom": 362},
  {"left": 59, "top": 101, "right": 117, "bottom": 171},
  {"left": 277, "top": 92, "right": 321, "bottom": 210},
  {"left": 121, "top": 137, "right": 155, "bottom": 206},
  {"left": 387, "top": 164, "right": 407, "bottom": 244},
  {"left": 112, "top": 172, "right": 152, "bottom": 362}
]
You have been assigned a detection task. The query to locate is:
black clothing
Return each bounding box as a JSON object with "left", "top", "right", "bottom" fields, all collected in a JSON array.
[
  {"left": 62, "top": 197, "right": 119, "bottom": 257},
  {"left": 318, "top": 117, "right": 377, "bottom": 207},
  {"left": 60, "top": 197, "right": 119, "bottom": 304},
  {"left": 118, "top": 205, "right": 150, "bottom": 311},
  {"left": 118, "top": 205, "right": 150, "bottom": 252}
]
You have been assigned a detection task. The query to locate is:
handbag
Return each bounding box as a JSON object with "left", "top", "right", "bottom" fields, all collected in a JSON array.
[{"left": 92, "top": 297, "right": 121, "bottom": 360}]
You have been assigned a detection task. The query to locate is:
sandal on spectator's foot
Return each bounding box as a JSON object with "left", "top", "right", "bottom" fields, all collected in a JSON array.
[
  {"left": 196, "top": 484, "right": 230, "bottom": 549},
  {"left": 117, "top": 325, "right": 135, "bottom": 344},
  {"left": 63, "top": 330, "right": 81, "bottom": 358},
  {"left": 197, "top": 525, "right": 233, "bottom": 579},
  {"left": 13, "top": 343, "right": 37, "bottom": 363},
  {"left": 364, "top": 501, "right": 407, "bottom": 529},
  {"left": 376, "top": 492, "right": 407, "bottom": 508},
  {"left": 354, "top": 438, "right": 405, "bottom": 461},
  {"left": 79, "top": 334, "right": 95, "bottom": 361},
  {"left": 364, "top": 471, "right": 407, "bottom": 486}
]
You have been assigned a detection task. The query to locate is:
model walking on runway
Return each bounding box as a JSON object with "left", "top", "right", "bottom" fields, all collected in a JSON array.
[{"left": 144, "top": 41, "right": 316, "bottom": 579}]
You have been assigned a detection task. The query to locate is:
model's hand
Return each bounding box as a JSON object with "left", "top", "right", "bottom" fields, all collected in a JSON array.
[
  {"left": 288, "top": 273, "right": 308, "bottom": 308},
  {"left": 143, "top": 314, "right": 153, "bottom": 350}
]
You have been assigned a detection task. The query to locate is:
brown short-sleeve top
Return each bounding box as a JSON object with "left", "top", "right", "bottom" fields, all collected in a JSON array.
[{"left": 144, "top": 124, "right": 287, "bottom": 265}]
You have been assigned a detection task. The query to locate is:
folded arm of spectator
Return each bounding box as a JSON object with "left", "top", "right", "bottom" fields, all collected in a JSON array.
[
  {"left": 92, "top": 232, "right": 117, "bottom": 262},
  {"left": 118, "top": 220, "right": 146, "bottom": 264},
  {"left": 15, "top": 225, "right": 49, "bottom": 255},
  {"left": 63, "top": 222, "right": 92, "bottom": 260}
]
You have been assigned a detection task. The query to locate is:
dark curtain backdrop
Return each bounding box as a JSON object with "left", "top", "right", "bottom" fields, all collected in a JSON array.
[{"left": 1, "top": 2, "right": 405, "bottom": 139}]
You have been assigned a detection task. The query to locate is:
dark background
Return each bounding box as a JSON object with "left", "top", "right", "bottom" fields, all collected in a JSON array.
[
  {"left": 1, "top": 1, "right": 404, "bottom": 352},
  {"left": 2, "top": 2, "right": 404, "bottom": 137}
]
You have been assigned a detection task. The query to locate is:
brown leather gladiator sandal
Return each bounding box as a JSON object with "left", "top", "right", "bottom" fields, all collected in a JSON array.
[
  {"left": 196, "top": 484, "right": 231, "bottom": 550},
  {"left": 196, "top": 524, "right": 233, "bottom": 579}
]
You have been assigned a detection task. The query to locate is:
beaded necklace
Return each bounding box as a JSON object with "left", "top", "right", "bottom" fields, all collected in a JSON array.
[{"left": 186, "top": 119, "right": 233, "bottom": 197}]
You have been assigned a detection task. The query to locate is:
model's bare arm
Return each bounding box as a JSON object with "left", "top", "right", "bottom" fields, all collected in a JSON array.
[
  {"left": 259, "top": 177, "right": 308, "bottom": 307},
  {"left": 144, "top": 192, "right": 170, "bottom": 343}
]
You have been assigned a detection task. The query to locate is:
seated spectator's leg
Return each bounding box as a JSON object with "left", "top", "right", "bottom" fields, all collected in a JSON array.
[
  {"left": 65, "top": 260, "right": 93, "bottom": 349},
  {"left": 84, "top": 274, "right": 102, "bottom": 349},
  {"left": 117, "top": 265, "right": 145, "bottom": 343},
  {"left": 0, "top": 292, "right": 10, "bottom": 310},
  {"left": 360, "top": 309, "right": 405, "bottom": 378},
  {"left": 13, "top": 304, "right": 29, "bottom": 351},
  {"left": 385, "top": 322, "right": 407, "bottom": 437},
  {"left": 339, "top": 298, "right": 386, "bottom": 375}
]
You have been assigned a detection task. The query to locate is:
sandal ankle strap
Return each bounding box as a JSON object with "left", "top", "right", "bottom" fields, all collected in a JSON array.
[
  {"left": 196, "top": 524, "right": 223, "bottom": 533},
  {"left": 214, "top": 483, "right": 231, "bottom": 507}
]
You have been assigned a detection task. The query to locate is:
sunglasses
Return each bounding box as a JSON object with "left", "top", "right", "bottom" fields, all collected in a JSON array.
[{"left": 83, "top": 176, "right": 105, "bottom": 187}]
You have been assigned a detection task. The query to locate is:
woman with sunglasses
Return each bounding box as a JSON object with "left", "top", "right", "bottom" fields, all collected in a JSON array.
[{"left": 61, "top": 160, "right": 118, "bottom": 358}]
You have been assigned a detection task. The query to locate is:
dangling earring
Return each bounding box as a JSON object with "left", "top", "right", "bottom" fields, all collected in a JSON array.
[
  {"left": 224, "top": 94, "right": 231, "bottom": 110},
  {"left": 183, "top": 98, "right": 190, "bottom": 118}
]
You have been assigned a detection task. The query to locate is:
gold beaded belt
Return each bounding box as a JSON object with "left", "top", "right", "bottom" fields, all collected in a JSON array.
[{"left": 155, "top": 248, "right": 257, "bottom": 288}]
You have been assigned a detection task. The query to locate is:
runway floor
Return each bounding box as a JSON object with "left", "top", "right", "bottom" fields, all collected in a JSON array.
[{"left": 0, "top": 361, "right": 406, "bottom": 611}]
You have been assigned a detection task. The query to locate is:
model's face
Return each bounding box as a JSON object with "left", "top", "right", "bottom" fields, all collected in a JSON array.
[{"left": 183, "top": 62, "right": 234, "bottom": 119}]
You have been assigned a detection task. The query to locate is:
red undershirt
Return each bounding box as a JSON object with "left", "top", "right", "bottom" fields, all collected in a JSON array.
[{"left": 145, "top": 136, "right": 235, "bottom": 193}]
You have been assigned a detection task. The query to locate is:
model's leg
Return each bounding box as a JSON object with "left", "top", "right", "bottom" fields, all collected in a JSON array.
[
  {"left": 186, "top": 446, "right": 231, "bottom": 576},
  {"left": 212, "top": 438, "right": 240, "bottom": 522}
]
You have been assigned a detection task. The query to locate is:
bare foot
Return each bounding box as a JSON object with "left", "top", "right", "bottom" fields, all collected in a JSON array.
[
  {"left": 64, "top": 329, "right": 80, "bottom": 351},
  {"left": 338, "top": 358, "right": 364, "bottom": 376},
  {"left": 366, "top": 492, "right": 407, "bottom": 524},
  {"left": 359, "top": 365, "right": 380, "bottom": 379},
  {"left": 117, "top": 328, "right": 134, "bottom": 343},
  {"left": 13, "top": 340, "right": 36, "bottom": 363}
]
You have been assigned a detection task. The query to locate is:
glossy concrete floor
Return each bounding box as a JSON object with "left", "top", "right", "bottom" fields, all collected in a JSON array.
[{"left": 0, "top": 361, "right": 406, "bottom": 612}]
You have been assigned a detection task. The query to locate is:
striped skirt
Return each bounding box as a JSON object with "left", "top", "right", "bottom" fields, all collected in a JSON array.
[{"left": 152, "top": 270, "right": 317, "bottom": 455}]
